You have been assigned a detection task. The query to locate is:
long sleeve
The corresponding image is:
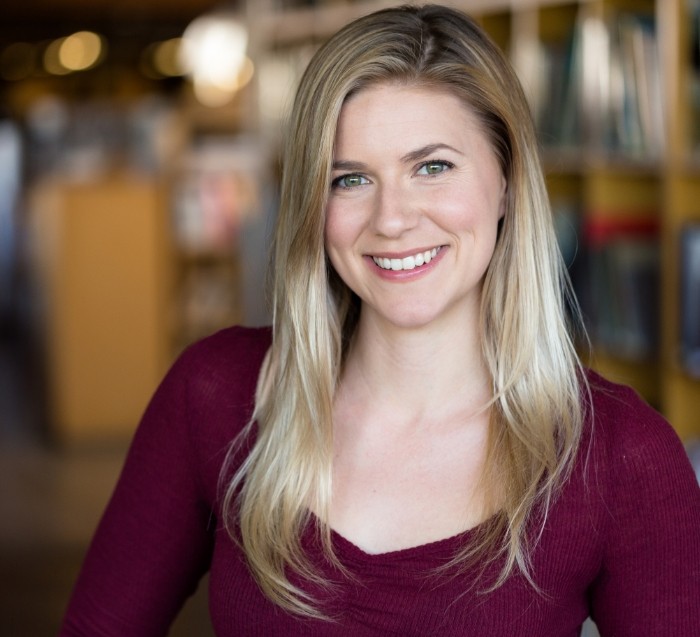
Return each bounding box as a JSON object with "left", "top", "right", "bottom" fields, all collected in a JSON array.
[
  {"left": 59, "top": 345, "right": 700, "bottom": 636},
  {"left": 588, "top": 385, "right": 700, "bottom": 636},
  {"left": 59, "top": 337, "right": 236, "bottom": 636},
  {"left": 58, "top": 326, "right": 269, "bottom": 636}
]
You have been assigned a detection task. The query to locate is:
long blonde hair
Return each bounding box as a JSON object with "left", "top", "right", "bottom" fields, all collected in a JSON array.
[{"left": 222, "top": 4, "right": 587, "bottom": 617}]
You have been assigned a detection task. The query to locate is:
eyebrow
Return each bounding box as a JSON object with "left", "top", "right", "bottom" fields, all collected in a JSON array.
[
  {"left": 400, "top": 142, "right": 464, "bottom": 164},
  {"left": 331, "top": 142, "right": 464, "bottom": 172}
]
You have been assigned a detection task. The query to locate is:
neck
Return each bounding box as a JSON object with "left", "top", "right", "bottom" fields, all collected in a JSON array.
[{"left": 339, "top": 309, "right": 492, "bottom": 429}]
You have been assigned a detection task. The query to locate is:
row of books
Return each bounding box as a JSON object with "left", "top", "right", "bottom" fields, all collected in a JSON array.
[
  {"left": 24, "top": 94, "right": 183, "bottom": 181},
  {"left": 174, "top": 264, "right": 243, "bottom": 350},
  {"left": 534, "top": 8, "right": 664, "bottom": 158},
  {"left": 168, "top": 135, "right": 271, "bottom": 349},
  {"left": 555, "top": 207, "right": 700, "bottom": 378},
  {"left": 571, "top": 215, "right": 659, "bottom": 361},
  {"left": 690, "top": 0, "right": 700, "bottom": 157},
  {"left": 681, "top": 225, "right": 700, "bottom": 378},
  {"left": 170, "top": 136, "right": 265, "bottom": 255}
]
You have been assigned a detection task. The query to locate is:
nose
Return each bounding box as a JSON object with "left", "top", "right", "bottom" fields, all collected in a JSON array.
[{"left": 370, "top": 181, "right": 419, "bottom": 238}]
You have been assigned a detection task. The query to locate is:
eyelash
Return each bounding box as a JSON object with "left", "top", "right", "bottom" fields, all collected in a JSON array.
[
  {"left": 416, "top": 159, "right": 454, "bottom": 175},
  {"left": 331, "top": 158, "right": 455, "bottom": 190},
  {"left": 331, "top": 174, "right": 368, "bottom": 190}
]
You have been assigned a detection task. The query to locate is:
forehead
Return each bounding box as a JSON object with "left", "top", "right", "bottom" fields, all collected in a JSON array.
[{"left": 334, "top": 82, "right": 488, "bottom": 156}]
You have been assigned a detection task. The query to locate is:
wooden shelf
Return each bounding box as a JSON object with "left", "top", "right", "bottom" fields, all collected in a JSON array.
[
  {"left": 29, "top": 174, "right": 171, "bottom": 445},
  {"left": 244, "top": 0, "right": 700, "bottom": 440}
]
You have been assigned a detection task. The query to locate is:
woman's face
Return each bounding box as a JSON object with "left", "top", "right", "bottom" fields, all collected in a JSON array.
[{"left": 324, "top": 82, "right": 506, "bottom": 332}]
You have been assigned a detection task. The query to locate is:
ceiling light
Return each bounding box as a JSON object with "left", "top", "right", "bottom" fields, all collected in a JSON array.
[{"left": 180, "top": 11, "right": 250, "bottom": 106}]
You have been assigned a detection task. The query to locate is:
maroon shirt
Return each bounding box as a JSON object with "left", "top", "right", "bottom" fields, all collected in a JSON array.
[{"left": 60, "top": 326, "right": 700, "bottom": 636}]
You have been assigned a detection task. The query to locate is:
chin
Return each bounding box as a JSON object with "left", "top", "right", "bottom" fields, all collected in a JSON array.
[{"left": 371, "top": 306, "right": 449, "bottom": 331}]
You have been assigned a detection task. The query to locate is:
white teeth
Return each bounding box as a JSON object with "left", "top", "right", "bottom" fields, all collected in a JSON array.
[
  {"left": 372, "top": 247, "right": 441, "bottom": 271},
  {"left": 402, "top": 255, "right": 416, "bottom": 269}
]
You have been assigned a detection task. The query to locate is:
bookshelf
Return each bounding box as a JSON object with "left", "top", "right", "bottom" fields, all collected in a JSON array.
[
  {"left": 661, "top": 0, "right": 700, "bottom": 440},
  {"left": 246, "top": 0, "right": 700, "bottom": 440},
  {"left": 28, "top": 174, "right": 171, "bottom": 445},
  {"left": 166, "top": 134, "right": 268, "bottom": 353}
]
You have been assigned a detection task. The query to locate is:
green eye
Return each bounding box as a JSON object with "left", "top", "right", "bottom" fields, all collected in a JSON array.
[
  {"left": 332, "top": 174, "right": 368, "bottom": 188},
  {"left": 417, "top": 160, "right": 453, "bottom": 175}
]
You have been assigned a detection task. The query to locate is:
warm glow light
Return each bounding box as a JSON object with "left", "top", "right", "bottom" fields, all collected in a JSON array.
[
  {"left": 180, "top": 12, "right": 249, "bottom": 106},
  {"left": 237, "top": 57, "right": 254, "bottom": 89},
  {"left": 192, "top": 81, "right": 236, "bottom": 108},
  {"left": 59, "top": 31, "right": 104, "bottom": 71},
  {"left": 192, "top": 56, "right": 254, "bottom": 107},
  {"left": 139, "top": 43, "right": 161, "bottom": 79},
  {"left": 153, "top": 38, "right": 184, "bottom": 77},
  {"left": 44, "top": 38, "right": 72, "bottom": 75},
  {"left": 43, "top": 31, "right": 105, "bottom": 75}
]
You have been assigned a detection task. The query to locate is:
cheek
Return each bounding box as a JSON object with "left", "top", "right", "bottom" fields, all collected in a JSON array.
[
  {"left": 323, "top": 205, "right": 351, "bottom": 276},
  {"left": 324, "top": 201, "right": 359, "bottom": 253},
  {"left": 324, "top": 221, "right": 360, "bottom": 296},
  {"left": 323, "top": 203, "right": 340, "bottom": 245},
  {"left": 436, "top": 193, "right": 498, "bottom": 237}
]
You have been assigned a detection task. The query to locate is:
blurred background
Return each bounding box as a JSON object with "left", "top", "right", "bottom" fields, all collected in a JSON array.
[{"left": 0, "top": 0, "right": 699, "bottom": 634}]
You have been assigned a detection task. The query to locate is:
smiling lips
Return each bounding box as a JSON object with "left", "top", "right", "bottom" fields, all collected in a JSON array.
[{"left": 371, "top": 247, "right": 442, "bottom": 271}]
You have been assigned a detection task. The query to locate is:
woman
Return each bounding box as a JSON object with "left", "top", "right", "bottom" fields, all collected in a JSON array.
[{"left": 61, "top": 5, "right": 700, "bottom": 636}]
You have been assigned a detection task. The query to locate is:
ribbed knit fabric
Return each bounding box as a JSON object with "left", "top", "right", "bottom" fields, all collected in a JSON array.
[{"left": 59, "top": 326, "right": 700, "bottom": 636}]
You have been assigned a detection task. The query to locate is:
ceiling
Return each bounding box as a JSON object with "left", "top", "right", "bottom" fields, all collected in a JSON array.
[
  {"left": 1, "top": 0, "right": 236, "bottom": 41},
  {"left": 0, "top": 0, "right": 246, "bottom": 103}
]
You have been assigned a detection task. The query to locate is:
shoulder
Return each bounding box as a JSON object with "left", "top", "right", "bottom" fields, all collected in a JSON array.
[
  {"left": 144, "top": 326, "right": 272, "bottom": 487},
  {"left": 169, "top": 324, "right": 271, "bottom": 427},
  {"left": 582, "top": 368, "right": 699, "bottom": 523},
  {"left": 175, "top": 325, "right": 272, "bottom": 380},
  {"left": 141, "top": 324, "right": 272, "bottom": 427},
  {"left": 580, "top": 376, "right": 700, "bottom": 633},
  {"left": 165, "top": 325, "right": 271, "bottom": 405},
  {"left": 584, "top": 369, "right": 686, "bottom": 470}
]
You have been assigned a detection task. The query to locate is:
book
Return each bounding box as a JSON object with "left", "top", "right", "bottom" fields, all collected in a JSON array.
[
  {"left": 171, "top": 135, "right": 264, "bottom": 255},
  {"left": 535, "top": 25, "right": 582, "bottom": 150},
  {"left": 690, "top": 0, "right": 700, "bottom": 156},
  {"left": 614, "top": 13, "right": 664, "bottom": 158},
  {"left": 578, "top": 9, "right": 664, "bottom": 159},
  {"left": 680, "top": 225, "right": 700, "bottom": 377},
  {"left": 582, "top": 216, "right": 660, "bottom": 360}
]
